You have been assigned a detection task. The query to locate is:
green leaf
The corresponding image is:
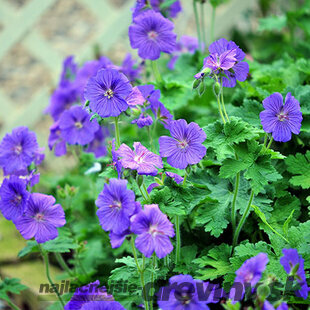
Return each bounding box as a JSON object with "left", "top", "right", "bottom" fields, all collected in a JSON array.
[
  {"left": 194, "top": 244, "right": 232, "bottom": 280},
  {"left": 245, "top": 155, "right": 282, "bottom": 194},
  {"left": 151, "top": 178, "right": 207, "bottom": 216},
  {"left": 252, "top": 205, "right": 288, "bottom": 243},
  {"left": 258, "top": 15, "right": 287, "bottom": 32},
  {"left": 203, "top": 117, "right": 259, "bottom": 161},
  {"left": 285, "top": 151, "right": 310, "bottom": 189},
  {"left": 18, "top": 240, "right": 39, "bottom": 258},
  {"left": 285, "top": 85, "right": 310, "bottom": 115},
  {"left": 0, "top": 278, "right": 27, "bottom": 301},
  {"left": 42, "top": 237, "right": 79, "bottom": 253},
  {"left": 283, "top": 210, "right": 295, "bottom": 238}
]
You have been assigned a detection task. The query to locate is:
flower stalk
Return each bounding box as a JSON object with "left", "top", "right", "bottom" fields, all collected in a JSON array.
[{"left": 114, "top": 116, "right": 121, "bottom": 149}]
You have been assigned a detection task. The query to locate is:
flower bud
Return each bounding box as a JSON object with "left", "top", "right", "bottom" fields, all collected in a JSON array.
[
  {"left": 198, "top": 80, "right": 206, "bottom": 96},
  {"left": 137, "top": 175, "right": 144, "bottom": 188},
  {"left": 257, "top": 284, "right": 270, "bottom": 300},
  {"left": 201, "top": 67, "right": 211, "bottom": 75},
  {"left": 185, "top": 165, "right": 191, "bottom": 175},
  {"left": 213, "top": 81, "right": 221, "bottom": 97},
  {"left": 192, "top": 78, "right": 201, "bottom": 90}
]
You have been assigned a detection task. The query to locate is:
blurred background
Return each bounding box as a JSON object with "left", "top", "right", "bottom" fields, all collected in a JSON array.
[{"left": 0, "top": 0, "right": 291, "bottom": 308}]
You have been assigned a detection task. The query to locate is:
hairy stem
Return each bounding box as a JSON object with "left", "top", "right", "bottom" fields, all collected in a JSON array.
[
  {"left": 193, "top": 0, "right": 202, "bottom": 50},
  {"left": 114, "top": 116, "right": 121, "bottom": 149},
  {"left": 54, "top": 252, "right": 74, "bottom": 277},
  {"left": 39, "top": 245, "right": 65, "bottom": 308},
  {"left": 151, "top": 61, "right": 163, "bottom": 84},
  {"left": 232, "top": 190, "right": 255, "bottom": 250},
  {"left": 231, "top": 170, "right": 240, "bottom": 233},
  {"left": 217, "top": 95, "right": 226, "bottom": 124},
  {"left": 220, "top": 79, "right": 230, "bottom": 122},
  {"left": 175, "top": 215, "right": 181, "bottom": 265},
  {"left": 6, "top": 299, "right": 22, "bottom": 310}
]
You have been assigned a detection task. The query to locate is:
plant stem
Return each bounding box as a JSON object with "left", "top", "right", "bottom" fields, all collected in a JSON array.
[
  {"left": 200, "top": 1, "right": 207, "bottom": 50},
  {"left": 193, "top": 0, "right": 202, "bottom": 50},
  {"left": 182, "top": 172, "right": 188, "bottom": 186},
  {"left": 39, "top": 245, "right": 65, "bottom": 308},
  {"left": 263, "top": 133, "right": 268, "bottom": 147},
  {"left": 151, "top": 61, "right": 163, "bottom": 84},
  {"left": 137, "top": 180, "right": 148, "bottom": 201},
  {"left": 211, "top": 6, "right": 216, "bottom": 43},
  {"left": 130, "top": 237, "right": 149, "bottom": 310},
  {"left": 175, "top": 215, "right": 181, "bottom": 265},
  {"left": 149, "top": 254, "right": 157, "bottom": 310},
  {"left": 143, "top": 183, "right": 151, "bottom": 201},
  {"left": 220, "top": 79, "right": 230, "bottom": 122},
  {"left": 232, "top": 190, "right": 255, "bottom": 250},
  {"left": 130, "top": 236, "right": 141, "bottom": 272},
  {"left": 217, "top": 95, "right": 226, "bottom": 124},
  {"left": 6, "top": 299, "right": 22, "bottom": 310},
  {"left": 266, "top": 137, "right": 274, "bottom": 151},
  {"left": 231, "top": 171, "right": 240, "bottom": 234},
  {"left": 54, "top": 252, "right": 74, "bottom": 277},
  {"left": 114, "top": 116, "right": 121, "bottom": 149}
]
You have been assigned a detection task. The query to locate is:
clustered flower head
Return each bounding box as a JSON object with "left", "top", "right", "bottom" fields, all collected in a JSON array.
[
  {"left": 260, "top": 92, "right": 302, "bottom": 142},
  {"left": 195, "top": 38, "right": 249, "bottom": 88},
  {"left": 129, "top": 10, "right": 177, "bottom": 60},
  {"left": 159, "top": 119, "right": 207, "bottom": 169}
]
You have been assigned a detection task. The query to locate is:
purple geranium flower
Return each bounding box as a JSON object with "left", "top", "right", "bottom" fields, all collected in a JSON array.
[
  {"left": 259, "top": 92, "right": 302, "bottom": 143},
  {"left": 150, "top": 0, "right": 182, "bottom": 18},
  {"left": 48, "top": 121, "right": 67, "bottom": 157},
  {"left": 197, "top": 38, "right": 249, "bottom": 88},
  {"left": 117, "top": 142, "right": 163, "bottom": 176},
  {"left": 280, "top": 248, "right": 308, "bottom": 299},
  {"left": 147, "top": 182, "right": 160, "bottom": 194},
  {"left": 64, "top": 280, "right": 117, "bottom": 310},
  {"left": 85, "top": 127, "right": 109, "bottom": 158},
  {"left": 159, "top": 119, "right": 206, "bottom": 169},
  {"left": 0, "top": 176, "right": 30, "bottom": 221},
  {"left": 131, "top": 113, "right": 153, "bottom": 128},
  {"left": 126, "top": 86, "right": 146, "bottom": 106},
  {"left": 131, "top": 204, "right": 175, "bottom": 258},
  {"left": 263, "top": 301, "right": 288, "bottom": 310},
  {"left": 59, "top": 105, "right": 99, "bottom": 145},
  {"left": 166, "top": 171, "right": 184, "bottom": 184},
  {"left": 46, "top": 85, "right": 78, "bottom": 121},
  {"left": 150, "top": 101, "right": 173, "bottom": 129},
  {"left": 109, "top": 201, "right": 142, "bottom": 248},
  {"left": 75, "top": 57, "right": 114, "bottom": 101},
  {"left": 157, "top": 274, "right": 214, "bottom": 309},
  {"left": 77, "top": 301, "right": 125, "bottom": 310},
  {"left": 14, "top": 193, "right": 66, "bottom": 243},
  {"left": 96, "top": 179, "right": 136, "bottom": 234},
  {"left": 59, "top": 55, "right": 78, "bottom": 88},
  {"left": 129, "top": 10, "right": 177, "bottom": 60},
  {"left": 119, "top": 53, "right": 142, "bottom": 83},
  {"left": 0, "top": 126, "right": 39, "bottom": 175},
  {"left": 84, "top": 68, "right": 132, "bottom": 118},
  {"left": 234, "top": 253, "right": 269, "bottom": 301},
  {"left": 168, "top": 35, "right": 200, "bottom": 70}
]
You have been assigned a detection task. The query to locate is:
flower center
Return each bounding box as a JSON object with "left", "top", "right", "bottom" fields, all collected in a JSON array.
[
  {"left": 109, "top": 200, "right": 122, "bottom": 210},
  {"left": 277, "top": 111, "right": 289, "bottom": 122},
  {"left": 148, "top": 224, "right": 164, "bottom": 237},
  {"left": 244, "top": 272, "right": 254, "bottom": 283},
  {"left": 75, "top": 121, "right": 83, "bottom": 129},
  {"left": 34, "top": 213, "right": 45, "bottom": 222},
  {"left": 104, "top": 88, "right": 114, "bottom": 99},
  {"left": 13, "top": 145, "right": 23, "bottom": 155},
  {"left": 134, "top": 151, "right": 146, "bottom": 164},
  {"left": 12, "top": 194, "right": 22, "bottom": 205},
  {"left": 177, "top": 140, "right": 188, "bottom": 149},
  {"left": 148, "top": 31, "right": 158, "bottom": 40}
]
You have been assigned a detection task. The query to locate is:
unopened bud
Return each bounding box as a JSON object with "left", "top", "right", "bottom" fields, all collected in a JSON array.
[
  {"left": 257, "top": 284, "right": 270, "bottom": 299},
  {"left": 137, "top": 175, "right": 144, "bottom": 188},
  {"left": 198, "top": 80, "right": 206, "bottom": 96},
  {"left": 213, "top": 81, "right": 221, "bottom": 97},
  {"left": 185, "top": 165, "right": 191, "bottom": 175},
  {"left": 192, "top": 78, "right": 201, "bottom": 90}
]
